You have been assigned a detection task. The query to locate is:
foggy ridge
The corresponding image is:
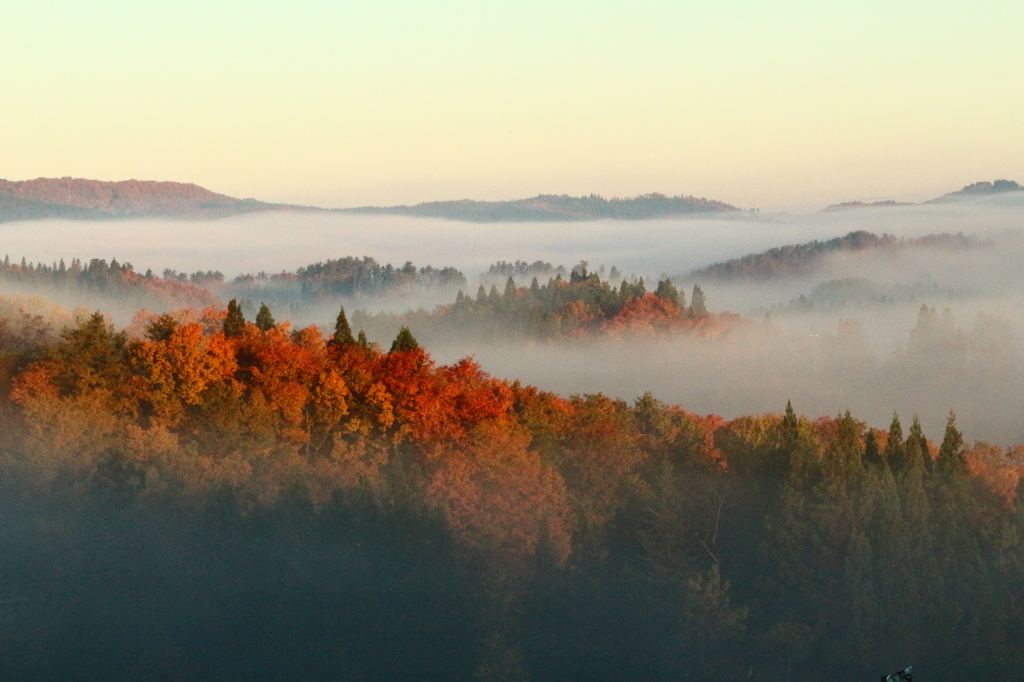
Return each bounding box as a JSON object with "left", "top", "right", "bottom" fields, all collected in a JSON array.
[
  {"left": 824, "top": 178, "right": 1023, "bottom": 212},
  {"left": 337, "top": 193, "right": 739, "bottom": 221},
  {"left": 926, "top": 179, "right": 1024, "bottom": 203},
  {"left": 691, "top": 230, "right": 987, "bottom": 281},
  {"left": 4, "top": 176, "right": 1019, "bottom": 223},
  {"left": 822, "top": 200, "right": 913, "bottom": 212},
  {"left": 0, "top": 177, "right": 307, "bottom": 222},
  {"left": 0, "top": 179, "right": 741, "bottom": 223}
]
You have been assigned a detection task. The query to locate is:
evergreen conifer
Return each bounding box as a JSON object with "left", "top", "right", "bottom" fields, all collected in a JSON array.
[
  {"left": 390, "top": 326, "right": 419, "bottom": 353},
  {"left": 905, "top": 413, "right": 929, "bottom": 473},
  {"left": 654, "top": 278, "right": 680, "bottom": 305},
  {"left": 781, "top": 400, "right": 799, "bottom": 450},
  {"left": 863, "top": 430, "right": 883, "bottom": 468},
  {"left": 885, "top": 413, "right": 907, "bottom": 473},
  {"left": 690, "top": 284, "right": 708, "bottom": 317},
  {"left": 906, "top": 416, "right": 929, "bottom": 473},
  {"left": 504, "top": 276, "right": 516, "bottom": 300},
  {"left": 223, "top": 299, "right": 246, "bottom": 338},
  {"left": 330, "top": 306, "right": 355, "bottom": 346},
  {"left": 937, "top": 412, "right": 967, "bottom": 478},
  {"left": 146, "top": 313, "right": 178, "bottom": 342},
  {"left": 255, "top": 303, "right": 275, "bottom": 331}
]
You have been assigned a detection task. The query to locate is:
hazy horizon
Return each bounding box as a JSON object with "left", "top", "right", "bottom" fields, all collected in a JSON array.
[
  {"left": 5, "top": 1, "right": 1023, "bottom": 211},
  {"left": 2, "top": 191, "right": 1021, "bottom": 281}
]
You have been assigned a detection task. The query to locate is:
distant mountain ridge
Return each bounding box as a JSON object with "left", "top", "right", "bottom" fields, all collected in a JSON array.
[
  {"left": 822, "top": 200, "right": 913, "bottom": 212},
  {"left": 4, "top": 176, "right": 1019, "bottom": 223},
  {"left": 337, "top": 193, "right": 739, "bottom": 222},
  {"left": 692, "top": 230, "right": 987, "bottom": 281},
  {"left": 0, "top": 178, "right": 738, "bottom": 223},
  {"left": 925, "top": 179, "right": 1023, "bottom": 203},
  {"left": 824, "top": 179, "right": 1023, "bottom": 212},
  {"left": 0, "top": 177, "right": 297, "bottom": 222}
]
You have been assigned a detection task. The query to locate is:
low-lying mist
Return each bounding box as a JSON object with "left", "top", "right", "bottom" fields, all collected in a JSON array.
[
  {"left": 5, "top": 193, "right": 1019, "bottom": 282},
  {"left": 2, "top": 193, "right": 1023, "bottom": 443},
  {"left": 423, "top": 306, "right": 1023, "bottom": 446}
]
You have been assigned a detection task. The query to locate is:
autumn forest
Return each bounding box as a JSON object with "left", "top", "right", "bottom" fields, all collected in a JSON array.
[
  {"left": 0, "top": 277, "right": 1021, "bottom": 681},
  {"left": 7, "top": 0, "right": 1024, "bottom": 667}
]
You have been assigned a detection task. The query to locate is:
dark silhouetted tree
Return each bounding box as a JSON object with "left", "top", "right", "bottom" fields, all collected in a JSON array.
[
  {"left": 937, "top": 411, "right": 967, "bottom": 479},
  {"left": 255, "top": 302, "right": 275, "bottom": 331},
  {"left": 145, "top": 313, "right": 178, "bottom": 342},
  {"left": 782, "top": 400, "right": 799, "bottom": 450},
  {"left": 905, "top": 415, "right": 927, "bottom": 473},
  {"left": 330, "top": 305, "right": 355, "bottom": 346},
  {"left": 690, "top": 284, "right": 707, "bottom": 317},
  {"left": 390, "top": 326, "right": 419, "bottom": 353},
  {"left": 224, "top": 298, "right": 245, "bottom": 338},
  {"left": 885, "top": 413, "right": 906, "bottom": 473},
  {"left": 863, "top": 429, "right": 883, "bottom": 468},
  {"left": 654, "top": 278, "right": 681, "bottom": 306}
]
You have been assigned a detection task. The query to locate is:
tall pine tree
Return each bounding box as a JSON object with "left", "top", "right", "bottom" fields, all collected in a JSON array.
[
  {"left": 905, "top": 415, "right": 928, "bottom": 473},
  {"left": 330, "top": 305, "right": 355, "bottom": 346},
  {"left": 223, "top": 299, "right": 246, "bottom": 338},
  {"left": 937, "top": 411, "right": 967, "bottom": 479},
  {"left": 255, "top": 303, "right": 275, "bottom": 331},
  {"left": 690, "top": 284, "right": 707, "bottom": 317},
  {"left": 390, "top": 326, "right": 419, "bottom": 353},
  {"left": 884, "top": 413, "right": 907, "bottom": 473}
]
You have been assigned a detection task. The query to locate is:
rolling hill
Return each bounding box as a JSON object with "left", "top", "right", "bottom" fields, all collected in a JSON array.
[
  {"left": 0, "top": 177, "right": 300, "bottom": 222},
  {"left": 337, "top": 192, "right": 739, "bottom": 221},
  {"left": 823, "top": 179, "right": 1023, "bottom": 212},
  {"left": 691, "top": 230, "right": 986, "bottom": 281}
]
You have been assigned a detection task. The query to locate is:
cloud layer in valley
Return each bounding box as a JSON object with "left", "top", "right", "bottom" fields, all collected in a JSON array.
[{"left": 1, "top": 193, "right": 1023, "bottom": 444}]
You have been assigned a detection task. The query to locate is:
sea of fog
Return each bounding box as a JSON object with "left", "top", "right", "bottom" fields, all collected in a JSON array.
[
  {"left": 2, "top": 192, "right": 1024, "bottom": 444},
  {"left": 1, "top": 193, "right": 1020, "bottom": 284}
]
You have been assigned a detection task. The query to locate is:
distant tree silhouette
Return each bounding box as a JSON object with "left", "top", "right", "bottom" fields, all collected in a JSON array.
[
  {"left": 330, "top": 305, "right": 355, "bottom": 346},
  {"left": 690, "top": 284, "right": 708, "bottom": 317},
  {"left": 654, "top": 278, "right": 681, "bottom": 306},
  {"left": 390, "top": 326, "right": 419, "bottom": 353},
  {"left": 255, "top": 303, "right": 275, "bottom": 331},
  {"left": 223, "top": 299, "right": 246, "bottom": 338}
]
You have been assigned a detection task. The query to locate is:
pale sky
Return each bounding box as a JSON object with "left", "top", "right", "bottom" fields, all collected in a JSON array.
[{"left": 2, "top": 0, "right": 1022, "bottom": 210}]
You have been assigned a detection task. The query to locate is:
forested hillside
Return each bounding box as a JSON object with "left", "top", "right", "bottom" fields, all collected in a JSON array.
[
  {"left": 341, "top": 192, "right": 738, "bottom": 221},
  {"left": 354, "top": 263, "right": 730, "bottom": 343},
  {"left": 0, "top": 177, "right": 290, "bottom": 221},
  {"left": 0, "top": 255, "right": 220, "bottom": 311},
  {"left": 927, "top": 179, "right": 1024, "bottom": 203},
  {"left": 0, "top": 178, "right": 739, "bottom": 223},
  {"left": 225, "top": 256, "right": 466, "bottom": 303},
  {"left": 693, "top": 230, "right": 985, "bottom": 281},
  {"left": 0, "top": 300, "right": 1020, "bottom": 680},
  {"left": 823, "top": 200, "right": 911, "bottom": 212}
]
